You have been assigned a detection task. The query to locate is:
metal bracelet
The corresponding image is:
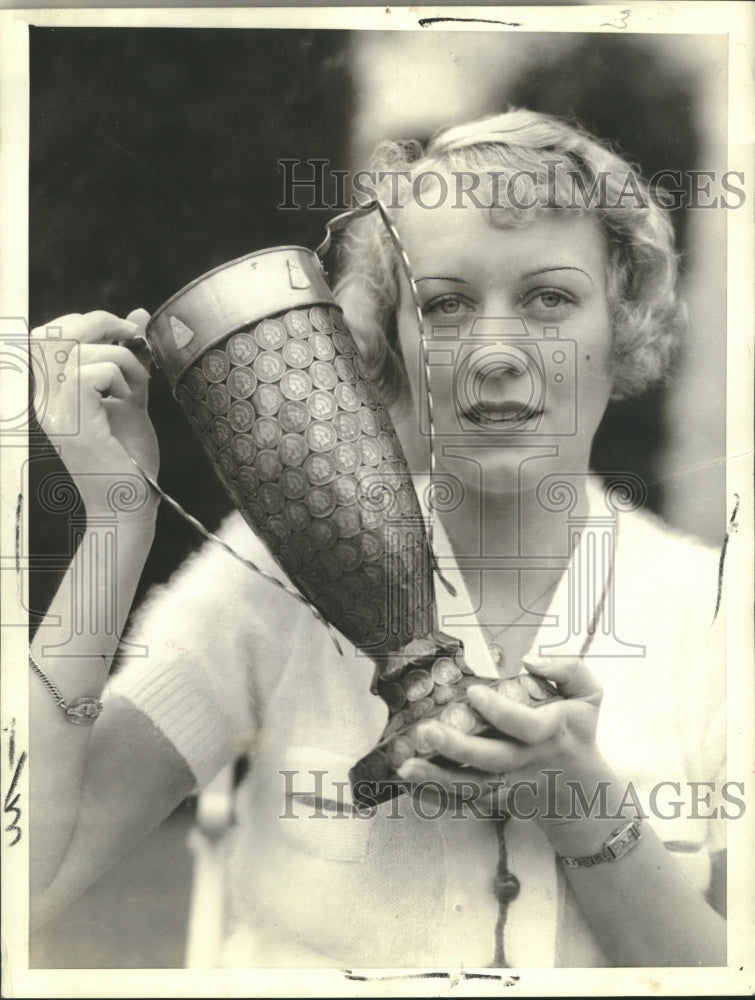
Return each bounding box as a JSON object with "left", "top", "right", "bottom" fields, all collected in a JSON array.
[{"left": 29, "top": 652, "right": 104, "bottom": 726}]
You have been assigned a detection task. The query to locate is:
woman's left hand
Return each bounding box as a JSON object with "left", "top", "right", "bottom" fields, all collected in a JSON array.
[{"left": 396, "top": 654, "right": 606, "bottom": 825}]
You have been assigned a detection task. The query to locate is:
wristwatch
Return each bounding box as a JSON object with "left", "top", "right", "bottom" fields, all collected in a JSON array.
[{"left": 559, "top": 817, "right": 643, "bottom": 868}]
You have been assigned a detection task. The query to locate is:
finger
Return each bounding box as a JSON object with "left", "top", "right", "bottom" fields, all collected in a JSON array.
[
  {"left": 522, "top": 654, "right": 602, "bottom": 704},
  {"left": 396, "top": 758, "right": 509, "bottom": 815},
  {"left": 81, "top": 361, "right": 131, "bottom": 401},
  {"left": 407, "top": 720, "right": 535, "bottom": 774},
  {"left": 397, "top": 756, "right": 497, "bottom": 788},
  {"left": 33, "top": 311, "right": 141, "bottom": 346},
  {"left": 77, "top": 343, "right": 149, "bottom": 391},
  {"left": 466, "top": 684, "right": 562, "bottom": 744}
]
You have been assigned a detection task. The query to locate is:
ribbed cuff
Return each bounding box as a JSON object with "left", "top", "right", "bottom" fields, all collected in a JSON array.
[{"left": 107, "top": 662, "right": 230, "bottom": 789}]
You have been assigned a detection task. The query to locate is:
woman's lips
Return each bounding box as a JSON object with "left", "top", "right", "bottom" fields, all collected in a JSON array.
[{"left": 461, "top": 399, "right": 543, "bottom": 427}]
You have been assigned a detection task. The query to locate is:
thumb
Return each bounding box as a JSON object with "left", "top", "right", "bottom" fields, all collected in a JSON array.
[
  {"left": 126, "top": 307, "right": 151, "bottom": 333},
  {"left": 124, "top": 308, "right": 153, "bottom": 376}
]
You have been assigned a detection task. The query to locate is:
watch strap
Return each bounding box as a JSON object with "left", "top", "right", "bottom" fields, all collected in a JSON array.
[{"left": 559, "top": 817, "right": 643, "bottom": 868}]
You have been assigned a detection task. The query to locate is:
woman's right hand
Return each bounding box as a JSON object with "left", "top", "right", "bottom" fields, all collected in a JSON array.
[{"left": 32, "top": 308, "right": 160, "bottom": 518}]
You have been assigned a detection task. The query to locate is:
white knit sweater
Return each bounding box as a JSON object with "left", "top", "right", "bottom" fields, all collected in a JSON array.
[{"left": 109, "top": 484, "right": 726, "bottom": 968}]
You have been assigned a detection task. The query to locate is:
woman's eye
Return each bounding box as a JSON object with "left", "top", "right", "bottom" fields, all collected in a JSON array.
[
  {"left": 522, "top": 288, "right": 576, "bottom": 316},
  {"left": 422, "top": 295, "right": 475, "bottom": 318}
]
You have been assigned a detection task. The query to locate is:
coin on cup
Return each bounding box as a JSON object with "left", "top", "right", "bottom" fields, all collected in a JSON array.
[
  {"left": 267, "top": 514, "right": 290, "bottom": 543},
  {"left": 310, "top": 359, "right": 338, "bottom": 389},
  {"left": 431, "top": 657, "right": 462, "bottom": 686},
  {"left": 333, "top": 506, "right": 362, "bottom": 538},
  {"left": 227, "top": 332, "right": 258, "bottom": 366},
  {"left": 242, "top": 499, "right": 266, "bottom": 525},
  {"left": 283, "top": 500, "right": 311, "bottom": 532},
  {"left": 404, "top": 669, "right": 434, "bottom": 702},
  {"left": 335, "top": 383, "right": 360, "bottom": 412},
  {"left": 206, "top": 383, "right": 231, "bottom": 415},
  {"left": 360, "top": 530, "right": 384, "bottom": 562},
  {"left": 282, "top": 338, "right": 314, "bottom": 369},
  {"left": 254, "top": 351, "right": 286, "bottom": 384},
  {"left": 333, "top": 330, "right": 354, "bottom": 356},
  {"left": 211, "top": 417, "right": 233, "bottom": 449},
  {"left": 255, "top": 450, "right": 282, "bottom": 483},
  {"left": 333, "top": 475, "right": 358, "bottom": 506},
  {"left": 309, "top": 305, "right": 331, "bottom": 332},
  {"left": 333, "top": 411, "right": 361, "bottom": 442},
  {"left": 216, "top": 448, "right": 237, "bottom": 478},
  {"left": 440, "top": 701, "right": 478, "bottom": 733},
  {"left": 518, "top": 672, "right": 553, "bottom": 702},
  {"left": 306, "top": 518, "right": 338, "bottom": 550},
  {"left": 311, "top": 332, "right": 335, "bottom": 361},
  {"left": 430, "top": 631, "right": 463, "bottom": 654},
  {"left": 358, "top": 408, "right": 379, "bottom": 437},
  {"left": 183, "top": 367, "right": 208, "bottom": 399},
  {"left": 304, "top": 453, "right": 336, "bottom": 486},
  {"left": 278, "top": 399, "right": 310, "bottom": 434},
  {"left": 258, "top": 482, "right": 284, "bottom": 513},
  {"left": 307, "top": 389, "right": 338, "bottom": 422},
  {"left": 254, "top": 318, "right": 287, "bottom": 350},
  {"left": 228, "top": 399, "right": 255, "bottom": 433},
  {"left": 278, "top": 433, "right": 308, "bottom": 468},
  {"left": 305, "top": 487, "right": 337, "bottom": 519},
  {"left": 330, "top": 305, "right": 346, "bottom": 331},
  {"left": 251, "top": 416, "right": 281, "bottom": 450},
  {"left": 403, "top": 637, "right": 437, "bottom": 663},
  {"left": 231, "top": 434, "right": 256, "bottom": 466},
  {"left": 334, "top": 355, "right": 357, "bottom": 383},
  {"left": 227, "top": 366, "right": 257, "bottom": 399},
  {"left": 202, "top": 349, "right": 230, "bottom": 383},
  {"left": 306, "top": 421, "right": 338, "bottom": 454},
  {"left": 356, "top": 380, "right": 377, "bottom": 406},
  {"left": 279, "top": 466, "right": 308, "bottom": 499},
  {"left": 432, "top": 683, "right": 456, "bottom": 705},
  {"left": 236, "top": 466, "right": 260, "bottom": 497},
  {"left": 280, "top": 369, "right": 312, "bottom": 401},
  {"left": 334, "top": 538, "right": 362, "bottom": 572},
  {"left": 497, "top": 676, "right": 531, "bottom": 705},
  {"left": 252, "top": 383, "right": 284, "bottom": 415},
  {"left": 283, "top": 309, "right": 312, "bottom": 339}
]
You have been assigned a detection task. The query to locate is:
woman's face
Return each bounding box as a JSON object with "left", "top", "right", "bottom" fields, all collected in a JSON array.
[{"left": 392, "top": 184, "right": 615, "bottom": 492}]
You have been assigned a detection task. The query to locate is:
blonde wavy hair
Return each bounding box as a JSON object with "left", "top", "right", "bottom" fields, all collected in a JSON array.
[{"left": 334, "top": 108, "right": 685, "bottom": 405}]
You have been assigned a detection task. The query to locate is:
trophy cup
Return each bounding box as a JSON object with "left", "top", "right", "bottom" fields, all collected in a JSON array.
[{"left": 145, "top": 214, "right": 558, "bottom": 807}]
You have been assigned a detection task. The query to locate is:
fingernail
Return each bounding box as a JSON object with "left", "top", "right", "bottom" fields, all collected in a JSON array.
[
  {"left": 522, "top": 654, "right": 548, "bottom": 667},
  {"left": 466, "top": 684, "right": 489, "bottom": 703},
  {"left": 416, "top": 722, "right": 445, "bottom": 749},
  {"left": 397, "top": 760, "right": 424, "bottom": 780}
]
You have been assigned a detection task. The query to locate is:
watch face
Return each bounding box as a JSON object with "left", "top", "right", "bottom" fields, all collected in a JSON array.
[{"left": 606, "top": 822, "right": 642, "bottom": 859}]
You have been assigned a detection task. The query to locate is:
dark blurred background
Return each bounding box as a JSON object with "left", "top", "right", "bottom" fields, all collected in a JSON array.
[{"left": 28, "top": 26, "right": 727, "bottom": 968}]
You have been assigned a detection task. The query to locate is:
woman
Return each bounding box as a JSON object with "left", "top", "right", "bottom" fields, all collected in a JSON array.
[{"left": 30, "top": 109, "right": 726, "bottom": 968}]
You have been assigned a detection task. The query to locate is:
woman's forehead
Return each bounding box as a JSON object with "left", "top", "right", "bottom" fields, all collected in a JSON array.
[{"left": 395, "top": 197, "right": 608, "bottom": 274}]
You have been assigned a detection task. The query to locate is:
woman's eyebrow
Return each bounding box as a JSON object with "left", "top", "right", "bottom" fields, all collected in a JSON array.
[
  {"left": 415, "top": 276, "right": 471, "bottom": 284},
  {"left": 523, "top": 266, "right": 594, "bottom": 284}
]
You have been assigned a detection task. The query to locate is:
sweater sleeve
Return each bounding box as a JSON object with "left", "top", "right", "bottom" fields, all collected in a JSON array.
[{"left": 106, "top": 512, "right": 283, "bottom": 789}]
